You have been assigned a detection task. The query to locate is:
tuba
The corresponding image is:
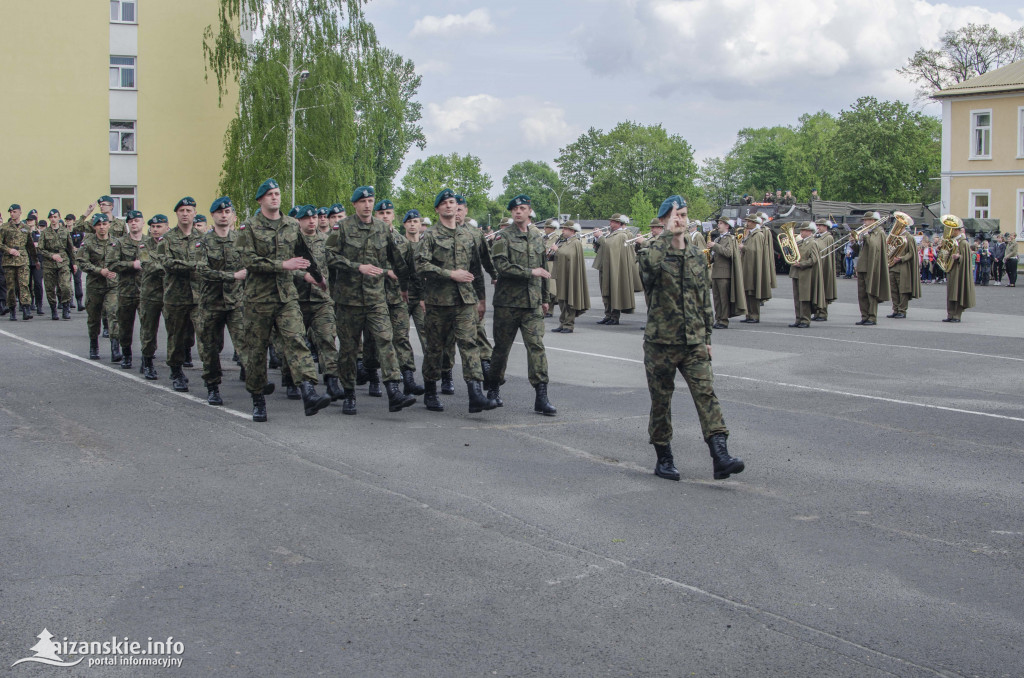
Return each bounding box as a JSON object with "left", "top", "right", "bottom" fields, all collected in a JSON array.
[
  {"left": 886, "top": 211, "right": 914, "bottom": 267},
  {"left": 935, "top": 214, "right": 962, "bottom": 273},
  {"left": 777, "top": 222, "right": 801, "bottom": 265}
]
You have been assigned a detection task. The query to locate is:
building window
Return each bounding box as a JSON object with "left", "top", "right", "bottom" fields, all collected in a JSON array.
[
  {"left": 970, "top": 110, "right": 991, "bottom": 159},
  {"left": 110, "top": 121, "right": 136, "bottom": 153},
  {"left": 110, "top": 0, "right": 136, "bottom": 23},
  {"left": 110, "top": 56, "right": 136, "bottom": 89},
  {"left": 110, "top": 186, "right": 136, "bottom": 217},
  {"left": 969, "top": 190, "right": 990, "bottom": 219}
]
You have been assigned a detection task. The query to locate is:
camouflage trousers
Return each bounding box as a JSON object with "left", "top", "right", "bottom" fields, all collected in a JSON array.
[
  {"left": 300, "top": 300, "right": 338, "bottom": 376},
  {"left": 164, "top": 303, "right": 199, "bottom": 369},
  {"left": 389, "top": 301, "right": 416, "bottom": 371},
  {"left": 243, "top": 300, "right": 318, "bottom": 394},
  {"left": 85, "top": 283, "right": 119, "bottom": 341},
  {"left": 408, "top": 299, "right": 427, "bottom": 357},
  {"left": 116, "top": 294, "right": 140, "bottom": 349},
  {"left": 4, "top": 265, "right": 30, "bottom": 306},
  {"left": 423, "top": 304, "right": 482, "bottom": 382},
  {"left": 199, "top": 306, "right": 245, "bottom": 386},
  {"left": 43, "top": 263, "right": 73, "bottom": 306},
  {"left": 442, "top": 306, "right": 488, "bottom": 369},
  {"left": 490, "top": 306, "right": 549, "bottom": 387},
  {"left": 335, "top": 302, "right": 400, "bottom": 389},
  {"left": 138, "top": 300, "right": 163, "bottom": 358},
  {"left": 643, "top": 341, "right": 727, "bottom": 446}
]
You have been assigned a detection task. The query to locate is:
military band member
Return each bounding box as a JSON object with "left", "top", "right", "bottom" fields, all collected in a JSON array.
[
  {"left": 709, "top": 217, "right": 745, "bottom": 328},
  {"left": 638, "top": 195, "right": 743, "bottom": 482},
  {"left": 106, "top": 210, "right": 147, "bottom": 369},
  {"left": 739, "top": 214, "right": 775, "bottom": 323},
  {"left": 942, "top": 216, "right": 976, "bottom": 322},
  {"left": 76, "top": 213, "right": 119, "bottom": 360},
  {"left": 549, "top": 220, "right": 590, "bottom": 333},
  {"left": 486, "top": 195, "right": 556, "bottom": 415},
  {"left": 2, "top": 204, "right": 36, "bottom": 320},
  {"left": 156, "top": 197, "right": 203, "bottom": 391},
  {"left": 688, "top": 219, "right": 706, "bottom": 250},
  {"left": 854, "top": 211, "right": 890, "bottom": 326},
  {"left": 788, "top": 222, "right": 823, "bottom": 328},
  {"left": 886, "top": 222, "right": 921, "bottom": 318},
  {"left": 592, "top": 213, "right": 641, "bottom": 325},
  {"left": 415, "top": 188, "right": 497, "bottom": 413},
  {"left": 37, "top": 208, "right": 75, "bottom": 320},
  {"left": 237, "top": 178, "right": 331, "bottom": 421},
  {"left": 811, "top": 219, "right": 837, "bottom": 320}
]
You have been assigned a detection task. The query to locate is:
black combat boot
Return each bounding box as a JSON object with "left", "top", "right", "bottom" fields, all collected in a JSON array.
[
  {"left": 239, "top": 365, "right": 246, "bottom": 381},
  {"left": 101, "top": 317, "right": 108, "bottom": 337},
  {"left": 120, "top": 346, "right": 132, "bottom": 370},
  {"left": 267, "top": 345, "right": 281, "bottom": 370},
  {"left": 366, "top": 369, "right": 382, "bottom": 397},
  {"left": 423, "top": 381, "right": 444, "bottom": 411},
  {"left": 252, "top": 393, "right": 268, "bottom": 422},
  {"left": 50, "top": 304, "right": 58, "bottom": 320},
  {"left": 182, "top": 348, "right": 193, "bottom": 368},
  {"left": 232, "top": 350, "right": 240, "bottom": 365},
  {"left": 171, "top": 367, "right": 189, "bottom": 392},
  {"left": 440, "top": 369, "right": 455, "bottom": 395},
  {"left": 484, "top": 379, "right": 503, "bottom": 407},
  {"left": 401, "top": 368, "right": 425, "bottom": 396},
  {"left": 533, "top": 383, "right": 556, "bottom": 416},
  {"left": 61, "top": 302, "right": 71, "bottom": 320},
  {"left": 467, "top": 380, "right": 498, "bottom": 413},
  {"left": 36, "top": 300, "right": 43, "bottom": 315},
  {"left": 88, "top": 337, "right": 100, "bottom": 360},
  {"left": 341, "top": 388, "right": 357, "bottom": 415},
  {"left": 76, "top": 297, "right": 85, "bottom": 311},
  {"left": 22, "top": 304, "right": 33, "bottom": 320},
  {"left": 206, "top": 383, "right": 223, "bottom": 406},
  {"left": 282, "top": 373, "right": 300, "bottom": 400},
  {"left": 141, "top": 356, "right": 158, "bottom": 380},
  {"left": 9, "top": 307, "right": 17, "bottom": 321},
  {"left": 299, "top": 381, "right": 331, "bottom": 416},
  {"left": 481, "top": 359, "right": 491, "bottom": 382},
  {"left": 355, "top": 358, "right": 368, "bottom": 385},
  {"left": 708, "top": 433, "right": 744, "bottom": 480},
  {"left": 325, "top": 375, "right": 343, "bottom": 401},
  {"left": 385, "top": 381, "right": 416, "bottom": 412},
  {"left": 110, "top": 339, "right": 122, "bottom": 363},
  {"left": 654, "top": 444, "right": 680, "bottom": 481}
]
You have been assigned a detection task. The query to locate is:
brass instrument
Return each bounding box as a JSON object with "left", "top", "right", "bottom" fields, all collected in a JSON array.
[
  {"left": 736, "top": 230, "right": 745, "bottom": 243},
  {"left": 777, "top": 222, "right": 802, "bottom": 265},
  {"left": 702, "top": 248, "right": 713, "bottom": 267},
  {"left": 935, "top": 214, "right": 962, "bottom": 273},
  {"left": 885, "top": 211, "right": 914, "bottom": 267},
  {"left": 819, "top": 214, "right": 892, "bottom": 260}
]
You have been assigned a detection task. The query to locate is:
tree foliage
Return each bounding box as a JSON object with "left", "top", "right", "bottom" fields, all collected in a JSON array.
[
  {"left": 898, "top": 23, "right": 1024, "bottom": 98},
  {"left": 629, "top": 191, "right": 657, "bottom": 233},
  {"left": 499, "top": 161, "right": 562, "bottom": 221},
  {"left": 395, "top": 153, "right": 493, "bottom": 220}
]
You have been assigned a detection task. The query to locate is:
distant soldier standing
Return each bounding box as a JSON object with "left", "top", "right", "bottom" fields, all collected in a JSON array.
[
  {"left": 738, "top": 214, "right": 775, "bottom": 324},
  {"left": 2, "top": 204, "right": 36, "bottom": 320},
  {"left": 638, "top": 195, "right": 744, "bottom": 482},
  {"left": 37, "top": 209, "right": 75, "bottom": 320},
  {"left": 709, "top": 217, "right": 745, "bottom": 328},
  {"left": 854, "top": 211, "right": 890, "bottom": 326},
  {"left": 592, "top": 213, "right": 641, "bottom": 325},
  {"left": 156, "top": 197, "right": 203, "bottom": 392},
  {"left": 75, "top": 214, "right": 119, "bottom": 360},
  {"left": 811, "top": 218, "right": 837, "bottom": 321},
  {"left": 787, "top": 222, "right": 823, "bottom": 328},
  {"left": 486, "top": 195, "right": 556, "bottom": 415},
  {"left": 138, "top": 215, "right": 169, "bottom": 380},
  {"left": 549, "top": 220, "right": 590, "bottom": 334},
  {"left": 941, "top": 215, "right": 976, "bottom": 323},
  {"left": 106, "top": 210, "right": 147, "bottom": 369}
]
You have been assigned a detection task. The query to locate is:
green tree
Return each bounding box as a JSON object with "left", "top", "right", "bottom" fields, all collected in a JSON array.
[
  {"left": 395, "top": 153, "right": 493, "bottom": 219},
  {"left": 499, "top": 161, "right": 562, "bottom": 220},
  {"left": 899, "top": 23, "right": 1024, "bottom": 98},
  {"left": 787, "top": 111, "right": 837, "bottom": 199},
  {"left": 629, "top": 191, "right": 657, "bottom": 233}
]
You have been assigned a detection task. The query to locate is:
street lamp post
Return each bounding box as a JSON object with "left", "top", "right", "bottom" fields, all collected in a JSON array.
[
  {"left": 541, "top": 183, "right": 566, "bottom": 222},
  {"left": 290, "top": 69, "right": 310, "bottom": 207}
]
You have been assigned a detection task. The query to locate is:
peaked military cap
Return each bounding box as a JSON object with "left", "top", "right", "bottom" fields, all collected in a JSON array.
[
  {"left": 651, "top": 217, "right": 664, "bottom": 227},
  {"left": 402, "top": 209, "right": 421, "bottom": 223},
  {"left": 798, "top": 221, "right": 815, "bottom": 232},
  {"left": 454, "top": 194, "right": 467, "bottom": 206},
  {"left": 91, "top": 213, "right": 110, "bottom": 226},
  {"left": 434, "top": 188, "right": 456, "bottom": 208},
  {"left": 351, "top": 186, "right": 375, "bottom": 203},
  {"left": 147, "top": 214, "right": 168, "bottom": 226},
  {"left": 657, "top": 195, "right": 686, "bottom": 219},
  {"left": 126, "top": 210, "right": 143, "bottom": 220},
  {"left": 255, "top": 178, "right": 279, "bottom": 201},
  {"left": 210, "top": 196, "right": 233, "bottom": 213},
  {"left": 97, "top": 195, "right": 114, "bottom": 204},
  {"left": 174, "top": 196, "right": 196, "bottom": 212},
  {"left": 48, "top": 209, "right": 61, "bottom": 217},
  {"left": 609, "top": 213, "right": 628, "bottom": 224},
  {"left": 814, "top": 218, "right": 830, "bottom": 227},
  {"left": 564, "top": 220, "right": 582, "bottom": 233},
  {"left": 8, "top": 204, "right": 20, "bottom": 211},
  {"left": 374, "top": 199, "right": 394, "bottom": 212},
  {"left": 507, "top": 194, "right": 531, "bottom": 210}
]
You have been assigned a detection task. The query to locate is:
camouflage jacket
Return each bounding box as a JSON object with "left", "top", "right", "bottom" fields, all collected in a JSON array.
[
  {"left": 75, "top": 234, "right": 115, "bottom": 291},
  {"left": 490, "top": 225, "right": 548, "bottom": 309},
  {"left": 106, "top": 235, "right": 147, "bottom": 298},
  {"left": 325, "top": 215, "right": 407, "bottom": 307},
  {"left": 405, "top": 238, "right": 425, "bottom": 303},
  {"left": 156, "top": 226, "right": 202, "bottom": 305},
  {"left": 36, "top": 225, "right": 74, "bottom": 268},
  {"left": 139, "top": 235, "right": 166, "bottom": 304},
  {"left": 236, "top": 211, "right": 304, "bottom": 305},
  {"left": 639, "top": 233, "right": 713, "bottom": 346},
  {"left": 295, "top": 230, "right": 331, "bottom": 305},
  {"left": 415, "top": 223, "right": 486, "bottom": 306},
  {"left": 384, "top": 229, "right": 415, "bottom": 306},
  {"left": 74, "top": 215, "right": 126, "bottom": 240},
  {"left": 197, "top": 229, "right": 244, "bottom": 311},
  {"left": 1, "top": 219, "right": 37, "bottom": 268}
]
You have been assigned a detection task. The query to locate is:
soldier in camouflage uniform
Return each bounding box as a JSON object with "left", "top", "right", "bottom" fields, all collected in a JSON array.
[
  {"left": 486, "top": 195, "right": 556, "bottom": 415},
  {"left": 138, "top": 215, "right": 169, "bottom": 380},
  {"left": 2, "top": 204, "right": 36, "bottom": 320},
  {"left": 194, "top": 197, "right": 249, "bottom": 406},
  {"left": 453, "top": 194, "right": 495, "bottom": 388},
  {"left": 414, "top": 188, "right": 497, "bottom": 414},
  {"left": 67, "top": 214, "right": 87, "bottom": 311},
  {"left": 237, "top": 179, "right": 331, "bottom": 422},
  {"left": 78, "top": 195, "right": 127, "bottom": 239},
  {"left": 75, "top": 213, "right": 120, "bottom": 360},
  {"left": 376, "top": 199, "right": 424, "bottom": 397},
  {"left": 156, "top": 197, "right": 203, "bottom": 392},
  {"left": 324, "top": 186, "right": 415, "bottom": 415},
  {"left": 402, "top": 209, "right": 428, "bottom": 358},
  {"left": 106, "top": 210, "right": 148, "bottom": 369},
  {"left": 638, "top": 195, "right": 744, "bottom": 482},
  {"left": 25, "top": 211, "right": 45, "bottom": 316},
  {"left": 37, "top": 208, "right": 75, "bottom": 320}
]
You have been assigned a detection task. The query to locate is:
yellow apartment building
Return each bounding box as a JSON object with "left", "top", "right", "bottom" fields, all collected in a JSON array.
[
  {"left": 0, "top": 0, "right": 238, "bottom": 219},
  {"left": 935, "top": 60, "right": 1024, "bottom": 238}
]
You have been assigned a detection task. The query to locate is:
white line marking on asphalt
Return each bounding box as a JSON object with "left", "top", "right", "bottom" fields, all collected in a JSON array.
[
  {"left": 0, "top": 329, "right": 253, "bottom": 420},
  {"left": 741, "top": 329, "right": 1024, "bottom": 362}
]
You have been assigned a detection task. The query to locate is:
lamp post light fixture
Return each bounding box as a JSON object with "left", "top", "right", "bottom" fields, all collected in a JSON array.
[{"left": 540, "top": 183, "right": 567, "bottom": 222}]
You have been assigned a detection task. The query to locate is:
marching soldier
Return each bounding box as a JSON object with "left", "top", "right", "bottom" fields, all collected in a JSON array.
[
  {"left": 709, "top": 217, "right": 745, "bottom": 328},
  {"left": 106, "top": 210, "right": 147, "bottom": 369},
  {"left": 486, "top": 195, "right": 556, "bottom": 415},
  {"left": 942, "top": 215, "right": 976, "bottom": 323},
  {"left": 592, "top": 213, "right": 642, "bottom": 325},
  {"left": 237, "top": 178, "right": 331, "bottom": 421},
  {"left": 78, "top": 195, "right": 127, "bottom": 239},
  {"left": 454, "top": 194, "right": 495, "bottom": 384},
  {"left": 854, "top": 211, "right": 890, "bottom": 326},
  {"left": 415, "top": 188, "right": 497, "bottom": 413},
  {"left": 75, "top": 214, "right": 119, "bottom": 360},
  {"left": 402, "top": 209, "right": 428, "bottom": 357},
  {"left": 37, "top": 209, "right": 75, "bottom": 320},
  {"left": 811, "top": 219, "right": 837, "bottom": 321},
  {"left": 549, "top": 220, "right": 590, "bottom": 334},
  {"left": 67, "top": 213, "right": 86, "bottom": 311},
  {"left": 156, "top": 197, "right": 203, "bottom": 392},
  {"left": 738, "top": 214, "right": 775, "bottom": 323},
  {"left": 2, "top": 204, "right": 36, "bottom": 320},
  {"left": 138, "top": 214, "right": 169, "bottom": 380},
  {"left": 376, "top": 199, "right": 424, "bottom": 397},
  {"left": 886, "top": 220, "right": 921, "bottom": 318},
  {"left": 788, "top": 222, "right": 823, "bottom": 328},
  {"left": 25, "top": 211, "right": 45, "bottom": 316},
  {"left": 638, "top": 195, "right": 743, "bottom": 482}
]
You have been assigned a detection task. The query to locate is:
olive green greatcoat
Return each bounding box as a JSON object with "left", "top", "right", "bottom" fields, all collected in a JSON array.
[{"left": 592, "top": 228, "right": 642, "bottom": 311}]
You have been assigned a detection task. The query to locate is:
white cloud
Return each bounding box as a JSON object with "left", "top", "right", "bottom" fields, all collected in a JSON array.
[
  {"left": 520, "top": 106, "right": 575, "bottom": 148},
  {"left": 410, "top": 8, "right": 495, "bottom": 38},
  {"left": 425, "top": 94, "right": 506, "bottom": 143}
]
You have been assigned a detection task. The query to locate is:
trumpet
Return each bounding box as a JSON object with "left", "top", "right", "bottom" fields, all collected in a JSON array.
[{"left": 819, "top": 214, "right": 892, "bottom": 260}]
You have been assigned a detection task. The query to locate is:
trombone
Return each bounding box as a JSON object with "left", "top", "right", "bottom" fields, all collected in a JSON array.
[{"left": 819, "top": 214, "right": 892, "bottom": 260}]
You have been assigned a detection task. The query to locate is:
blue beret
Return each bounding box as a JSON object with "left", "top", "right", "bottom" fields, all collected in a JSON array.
[
  {"left": 317, "top": 207, "right": 329, "bottom": 216},
  {"left": 507, "top": 194, "right": 531, "bottom": 210},
  {"left": 287, "top": 206, "right": 299, "bottom": 218},
  {"left": 65, "top": 213, "right": 76, "bottom": 221},
  {"left": 126, "top": 210, "right": 143, "bottom": 220},
  {"left": 48, "top": 209, "right": 61, "bottom": 217},
  {"left": 148, "top": 214, "right": 168, "bottom": 225},
  {"left": 402, "top": 209, "right": 421, "bottom": 223},
  {"left": 351, "top": 186, "right": 375, "bottom": 203},
  {"left": 434, "top": 188, "right": 456, "bottom": 208},
  {"left": 255, "top": 178, "right": 279, "bottom": 201},
  {"left": 97, "top": 195, "right": 114, "bottom": 204},
  {"left": 8, "top": 204, "right": 20, "bottom": 211},
  {"left": 91, "top": 213, "right": 110, "bottom": 226},
  {"left": 210, "top": 196, "right": 233, "bottom": 213},
  {"left": 454, "top": 194, "right": 467, "bottom": 206},
  {"left": 193, "top": 214, "right": 207, "bottom": 223},
  {"left": 657, "top": 195, "right": 686, "bottom": 218},
  {"left": 374, "top": 199, "right": 394, "bottom": 212},
  {"left": 296, "top": 205, "right": 316, "bottom": 219},
  {"left": 174, "top": 196, "right": 196, "bottom": 212},
  {"left": 328, "top": 204, "right": 345, "bottom": 216}
]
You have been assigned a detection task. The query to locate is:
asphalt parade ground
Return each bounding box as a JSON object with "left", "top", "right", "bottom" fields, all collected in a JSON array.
[{"left": 1, "top": 271, "right": 1021, "bottom": 677}]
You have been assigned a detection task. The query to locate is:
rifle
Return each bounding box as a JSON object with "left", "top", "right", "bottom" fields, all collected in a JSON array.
[{"left": 294, "top": 232, "right": 324, "bottom": 285}]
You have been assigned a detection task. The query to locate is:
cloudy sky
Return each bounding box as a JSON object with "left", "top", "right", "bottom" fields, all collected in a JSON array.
[{"left": 364, "top": 0, "right": 1024, "bottom": 194}]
